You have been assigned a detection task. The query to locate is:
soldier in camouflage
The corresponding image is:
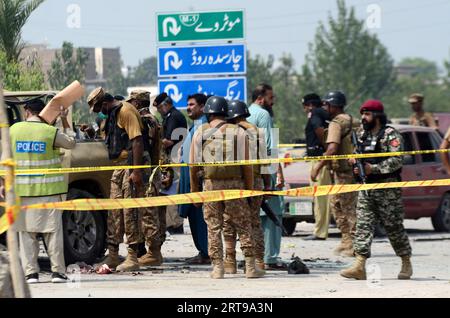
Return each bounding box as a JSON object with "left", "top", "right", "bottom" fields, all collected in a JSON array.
[
  {"left": 190, "top": 96, "right": 264, "bottom": 279},
  {"left": 311, "top": 91, "right": 357, "bottom": 257},
  {"left": 126, "top": 90, "right": 166, "bottom": 266},
  {"left": 341, "top": 100, "right": 412, "bottom": 280}
]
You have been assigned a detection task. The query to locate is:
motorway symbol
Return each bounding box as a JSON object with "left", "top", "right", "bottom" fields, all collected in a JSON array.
[{"left": 157, "top": 10, "right": 245, "bottom": 43}]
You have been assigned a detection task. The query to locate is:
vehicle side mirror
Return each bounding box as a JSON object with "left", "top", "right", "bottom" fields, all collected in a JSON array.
[{"left": 403, "top": 155, "right": 414, "bottom": 165}]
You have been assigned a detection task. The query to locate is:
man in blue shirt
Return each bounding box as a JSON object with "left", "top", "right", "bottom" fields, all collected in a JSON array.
[
  {"left": 248, "top": 83, "right": 286, "bottom": 270},
  {"left": 178, "top": 94, "right": 210, "bottom": 264}
]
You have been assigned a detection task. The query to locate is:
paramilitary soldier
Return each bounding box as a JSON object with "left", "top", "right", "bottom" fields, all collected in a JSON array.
[
  {"left": 126, "top": 89, "right": 166, "bottom": 266},
  {"left": 88, "top": 87, "right": 145, "bottom": 272},
  {"left": 189, "top": 96, "right": 264, "bottom": 279},
  {"left": 311, "top": 91, "right": 357, "bottom": 257},
  {"left": 223, "top": 100, "right": 268, "bottom": 274},
  {"left": 341, "top": 99, "right": 412, "bottom": 280}
]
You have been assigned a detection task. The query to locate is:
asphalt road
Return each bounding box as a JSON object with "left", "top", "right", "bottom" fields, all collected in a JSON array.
[{"left": 29, "top": 218, "right": 450, "bottom": 298}]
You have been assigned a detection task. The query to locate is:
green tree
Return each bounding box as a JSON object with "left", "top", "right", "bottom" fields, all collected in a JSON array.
[
  {"left": 0, "top": 49, "right": 45, "bottom": 90},
  {"left": 127, "top": 56, "right": 158, "bottom": 86},
  {"left": 105, "top": 60, "right": 128, "bottom": 96},
  {"left": 300, "top": 0, "right": 395, "bottom": 113},
  {"left": 0, "top": 0, "right": 45, "bottom": 62},
  {"left": 271, "top": 54, "right": 303, "bottom": 143},
  {"left": 246, "top": 51, "right": 274, "bottom": 102},
  {"left": 397, "top": 57, "right": 439, "bottom": 82},
  {"left": 47, "top": 41, "right": 88, "bottom": 90}
]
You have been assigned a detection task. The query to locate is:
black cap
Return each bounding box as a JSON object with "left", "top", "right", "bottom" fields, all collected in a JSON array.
[
  {"left": 153, "top": 92, "right": 172, "bottom": 106},
  {"left": 302, "top": 93, "right": 321, "bottom": 106},
  {"left": 24, "top": 99, "right": 46, "bottom": 112}
]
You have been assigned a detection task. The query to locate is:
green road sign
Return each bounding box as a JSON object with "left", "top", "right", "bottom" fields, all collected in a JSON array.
[{"left": 157, "top": 10, "right": 244, "bottom": 43}]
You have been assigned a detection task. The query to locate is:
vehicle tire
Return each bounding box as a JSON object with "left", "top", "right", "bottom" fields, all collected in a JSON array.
[
  {"left": 432, "top": 193, "right": 450, "bottom": 232},
  {"left": 62, "top": 188, "right": 107, "bottom": 265},
  {"left": 282, "top": 218, "right": 297, "bottom": 236}
]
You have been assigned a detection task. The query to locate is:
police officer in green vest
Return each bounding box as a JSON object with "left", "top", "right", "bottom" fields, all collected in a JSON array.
[{"left": 10, "top": 99, "right": 76, "bottom": 284}]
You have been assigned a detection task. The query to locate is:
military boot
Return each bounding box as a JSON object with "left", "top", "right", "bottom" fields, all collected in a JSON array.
[
  {"left": 116, "top": 248, "right": 140, "bottom": 272},
  {"left": 255, "top": 257, "right": 266, "bottom": 274},
  {"left": 102, "top": 245, "right": 121, "bottom": 269},
  {"left": 340, "top": 254, "right": 367, "bottom": 280},
  {"left": 210, "top": 260, "right": 224, "bottom": 279},
  {"left": 334, "top": 232, "right": 353, "bottom": 256},
  {"left": 224, "top": 240, "right": 237, "bottom": 274},
  {"left": 245, "top": 257, "right": 265, "bottom": 279},
  {"left": 398, "top": 256, "right": 413, "bottom": 280},
  {"left": 138, "top": 244, "right": 162, "bottom": 266}
]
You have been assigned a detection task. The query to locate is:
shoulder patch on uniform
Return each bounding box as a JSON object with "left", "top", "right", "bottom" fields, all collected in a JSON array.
[{"left": 390, "top": 139, "right": 400, "bottom": 147}]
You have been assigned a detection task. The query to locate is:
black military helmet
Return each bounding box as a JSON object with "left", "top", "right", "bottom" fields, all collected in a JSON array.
[
  {"left": 227, "top": 100, "right": 250, "bottom": 120},
  {"left": 204, "top": 96, "right": 228, "bottom": 116},
  {"left": 323, "top": 91, "right": 346, "bottom": 107}
]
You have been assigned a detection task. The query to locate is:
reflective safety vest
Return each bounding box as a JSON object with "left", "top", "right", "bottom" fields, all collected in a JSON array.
[{"left": 10, "top": 121, "right": 68, "bottom": 197}]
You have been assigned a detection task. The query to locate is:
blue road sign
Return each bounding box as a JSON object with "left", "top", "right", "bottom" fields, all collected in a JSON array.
[
  {"left": 157, "top": 44, "right": 246, "bottom": 77},
  {"left": 158, "top": 77, "right": 247, "bottom": 108}
]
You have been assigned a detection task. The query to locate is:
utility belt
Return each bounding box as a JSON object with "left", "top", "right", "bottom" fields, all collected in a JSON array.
[{"left": 306, "top": 145, "right": 325, "bottom": 157}]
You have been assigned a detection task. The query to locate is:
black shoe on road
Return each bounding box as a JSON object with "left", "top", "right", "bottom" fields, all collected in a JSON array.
[
  {"left": 51, "top": 272, "right": 68, "bottom": 283},
  {"left": 26, "top": 273, "right": 39, "bottom": 284}
]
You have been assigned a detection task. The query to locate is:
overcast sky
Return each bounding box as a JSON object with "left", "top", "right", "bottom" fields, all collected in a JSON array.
[{"left": 22, "top": 0, "right": 450, "bottom": 70}]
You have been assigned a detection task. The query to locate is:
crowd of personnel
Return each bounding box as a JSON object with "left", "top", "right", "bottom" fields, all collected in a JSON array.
[{"left": 5, "top": 82, "right": 450, "bottom": 283}]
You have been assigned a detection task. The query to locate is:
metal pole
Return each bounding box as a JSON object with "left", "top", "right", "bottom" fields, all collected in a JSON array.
[{"left": 0, "top": 76, "right": 30, "bottom": 298}]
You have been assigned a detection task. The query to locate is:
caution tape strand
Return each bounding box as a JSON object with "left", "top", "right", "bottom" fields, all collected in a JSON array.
[
  {"left": 2, "top": 177, "right": 450, "bottom": 235},
  {"left": 0, "top": 148, "right": 449, "bottom": 176}
]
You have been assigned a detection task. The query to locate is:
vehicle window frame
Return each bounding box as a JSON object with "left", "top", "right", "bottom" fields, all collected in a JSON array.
[
  {"left": 416, "top": 131, "right": 439, "bottom": 164},
  {"left": 401, "top": 131, "right": 416, "bottom": 165}
]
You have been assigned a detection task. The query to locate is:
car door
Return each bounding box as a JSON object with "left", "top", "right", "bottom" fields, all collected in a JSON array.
[
  {"left": 414, "top": 131, "right": 448, "bottom": 217},
  {"left": 400, "top": 131, "right": 424, "bottom": 218}
]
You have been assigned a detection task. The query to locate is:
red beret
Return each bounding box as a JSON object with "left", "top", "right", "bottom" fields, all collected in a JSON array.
[{"left": 360, "top": 99, "right": 384, "bottom": 114}]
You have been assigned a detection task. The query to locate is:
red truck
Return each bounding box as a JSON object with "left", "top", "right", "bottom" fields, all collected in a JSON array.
[{"left": 282, "top": 124, "right": 450, "bottom": 235}]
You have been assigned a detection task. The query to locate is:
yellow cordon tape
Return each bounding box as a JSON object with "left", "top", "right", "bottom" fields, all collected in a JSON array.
[
  {"left": 0, "top": 148, "right": 449, "bottom": 176},
  {"left": 1, "top": 177, "right": 450, "bottom": 234},
  {"left": 278, "top": 143, "right": 306, "bottom": 148}
]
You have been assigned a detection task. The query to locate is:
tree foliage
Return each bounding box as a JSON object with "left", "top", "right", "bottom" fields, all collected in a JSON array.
[
  {"left": 47, "top": 41, "right": 88, "bottom": 90},
  {"left": 300, "top": 0, "right": 395, "bottom": 113},
  {"left": 0, "top": 0, "right": 45, "bottom": 62},
  {"left": 0, "top": 49, "right": 45, "bottom": 90}
]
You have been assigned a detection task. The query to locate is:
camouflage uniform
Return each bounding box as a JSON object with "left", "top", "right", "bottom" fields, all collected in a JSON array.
[
  {"left": 329, "top": 173, "right": 357, "bottom": 236},
  {"left": 326, "top": 113, "right": 357, "bottom": 250},
  {"left": 353, "top": 126, "right": 412, "bottom": 258},
  {"left": 140, "top": 165, "right": 166, "bottom": 249},
  {"left": 139, "top": 112, "right": 166, "bottom": 253},
  {"left": 203, "top": 179, "right": 255, "bottom": 261},
  {"left": 108, "top": 169, "right": 140, "bottom": 246},
  {"left": 223, "top": 177, "right": 265, "bottom": 260}
]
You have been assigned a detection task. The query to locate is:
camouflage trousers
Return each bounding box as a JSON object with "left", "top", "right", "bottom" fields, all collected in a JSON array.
[
  {"left": 140, "top": 170, "right": 166, "bottom": 248},
  {"left": 329, "top": 171, "right": 357, "bottom": 236},
  {"left": 223, "top": 177, "right": 265, "bottom": 259},
  {"left": 354, "top": 186, "right": 412, "bottom": 258},
  {"left": 107, "top": 169, "right": 140, "bottom": 246},
  {"left": 107, "top": 168, "right": 166, "bottom": 248},
  {"left": 203, "top": 179, "right": 255, "bottom": 262}
]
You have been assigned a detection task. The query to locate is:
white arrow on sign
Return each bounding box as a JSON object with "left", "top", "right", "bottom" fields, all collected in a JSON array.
[
  {"left": 162, "top": 17, "right": 181, "bottom": 37},
  {"left": 165, "top": 84, "right": 183, "bottom": 103},
  {"left": 164, "top": 51, "right": 183, "bottom": 71}
]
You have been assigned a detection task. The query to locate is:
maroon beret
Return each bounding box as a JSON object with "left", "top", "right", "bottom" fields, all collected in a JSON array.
[{"left": 360, "top": 99, "right": 384, "bottom": 114}]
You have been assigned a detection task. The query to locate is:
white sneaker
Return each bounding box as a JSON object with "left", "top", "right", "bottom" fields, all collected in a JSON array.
[
  {"left": 25, "top": 273, "right": 39, "bottom": 284},
  {"left": 51, "top": 272, "right": 68, "bottom": 283}
]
